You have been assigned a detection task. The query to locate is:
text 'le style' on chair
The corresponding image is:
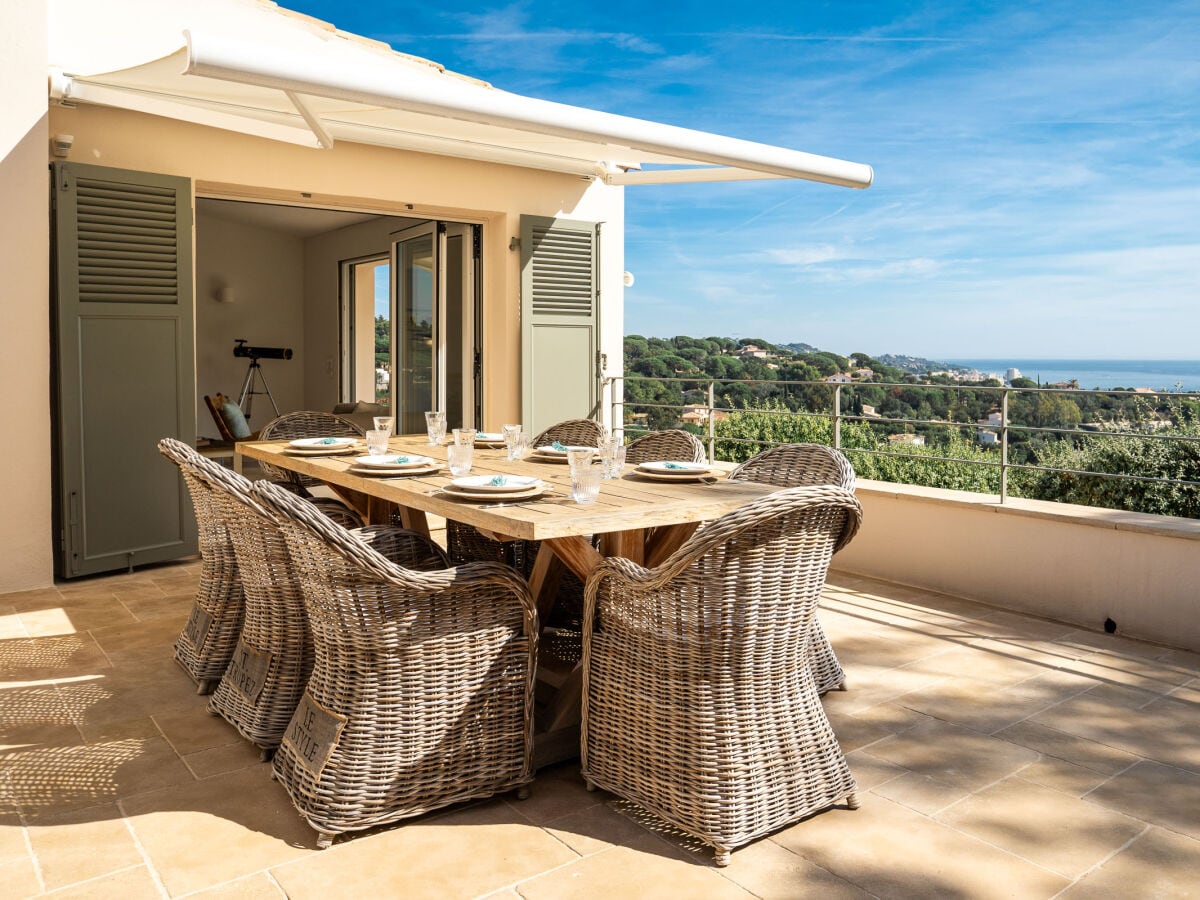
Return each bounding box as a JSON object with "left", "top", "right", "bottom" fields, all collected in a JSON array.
[
  {"left": 255, "top": 411, "right": 364, "bottom": 495},
  {"left": 580, "top": 485, "right": 863, "bottom": 867},
  {"left": 727, "top": 442, "right": 856, "bottom": 693},
  {"left": 250, "top": 479, "right": 538, "bottom": 850}
]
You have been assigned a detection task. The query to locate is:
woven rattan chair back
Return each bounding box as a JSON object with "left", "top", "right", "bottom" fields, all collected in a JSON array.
[
  {"left": 256, "top": 411, "right": 364, "bottom": 490},
  {"left": 158, "top": 439, "right": 246, "bottom": 694},
  {"left": 580, "top": 485, "right": 862, "bottom": 867},
  {"left": 624, "top": 430, "right": 707, "bottom": 465},
  {"left": 531, "top": 418, "right": 607, "bottom": 448},
  {"left": 726, "top": 442, "right": 856, "bottom": 693},
  {"left": 727, "top": 442, "right": 856, "bottom": 491},
  {"left": 249, "top": 479, "right": 537, "bottom": 848}
]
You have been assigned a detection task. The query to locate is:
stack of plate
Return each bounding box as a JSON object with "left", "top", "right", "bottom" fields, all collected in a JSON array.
[
  {"left": 347, "top": 454, "right": 439, "bottom": 476},
  {"left": 442, "top": 475, "right": 546, "bottom": 501},
  {"left": 474, "top": 431, "right": 507, "bottom": 448},
  {"left": 529, "top": 444, "right": 594, "bottom": 463},
  {"left": 285, "top": 437, "right": 359, "bottom": 456},
  {"left": 631, "top": 460, "right": 717, "bottom": 482}
]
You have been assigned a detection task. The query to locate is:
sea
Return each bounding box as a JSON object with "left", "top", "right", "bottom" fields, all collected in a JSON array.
[{"left": 943, "top": 359, "right": 1200, "bottom": 393}]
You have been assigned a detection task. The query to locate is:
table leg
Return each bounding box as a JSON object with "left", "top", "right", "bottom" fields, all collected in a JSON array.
[
  {"left": 644, "top": 522, "right": 700, "bottom": 568},
  {"left": 599, "top": 529, "right": 645, "bottom": 565},
  {"left": 393, "top": 504, "right": 430, "bottom": 539}
]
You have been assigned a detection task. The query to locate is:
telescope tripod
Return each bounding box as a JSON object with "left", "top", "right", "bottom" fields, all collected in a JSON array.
[{"left": 237, "top": 358, "right": 280, "bottom": 422}]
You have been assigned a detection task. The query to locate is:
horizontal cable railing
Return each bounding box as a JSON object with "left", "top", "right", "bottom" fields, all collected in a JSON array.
[{"left": 604, "top": 374, "right": 1200, "bottom": 516}]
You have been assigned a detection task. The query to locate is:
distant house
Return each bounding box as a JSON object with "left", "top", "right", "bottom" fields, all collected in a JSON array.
[
  {"left": 680, "top": 404, "right": 709, "bottom": 425},
  {"left": 853, "top": 368, "right": 874, "bottom": 379},
  {"left": 888, "top": 433, "right": 925, "bottom": 446},
  {"left": 736, "top": 344, "right": 773, "bottom": 359},
  {"left": 861, "top": 404, "right": 881, "bottom": 419},
  {"left": 825, "top": 373, "right": 853, "bottom": 384},
  {"left": 977, "top": 409, "right": 1004, "bottom": 445}
]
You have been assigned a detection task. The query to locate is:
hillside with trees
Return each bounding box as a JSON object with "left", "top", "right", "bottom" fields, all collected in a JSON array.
[{"left": 621, "top": 335, "right": 1200, "bottom": 518}]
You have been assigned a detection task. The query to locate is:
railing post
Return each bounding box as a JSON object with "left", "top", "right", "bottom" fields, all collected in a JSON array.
[
  {"left": 833, "top": 384, "right": 842, "bottom": 450},
  {"left": 706, "top": 380, "right": 716, "bottom": 462},
  {"left": 1000, "top": 388, "right": 1009, "bottom": 502}
]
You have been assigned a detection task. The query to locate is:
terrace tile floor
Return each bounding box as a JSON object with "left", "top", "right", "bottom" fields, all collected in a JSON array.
[{"left": 2, "top": 562, "right": 1199, "bottom": 898}]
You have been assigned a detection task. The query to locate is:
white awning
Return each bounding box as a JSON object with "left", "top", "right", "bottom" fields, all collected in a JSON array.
[{"left": 48, "top": 0, "right": 873, "bottom": 189}]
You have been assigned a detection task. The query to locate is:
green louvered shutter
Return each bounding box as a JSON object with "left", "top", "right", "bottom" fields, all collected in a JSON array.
[
  {"left": 520, "top": 216, "right": 600, "bottom": 436},
  {"left": 52, "top": 162, "right": 197, "bottom": 578}
]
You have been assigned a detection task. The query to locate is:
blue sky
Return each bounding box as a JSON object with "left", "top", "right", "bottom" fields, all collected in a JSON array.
[{"left": 287, "top": 1, "right": 1198, "bottom": 359}]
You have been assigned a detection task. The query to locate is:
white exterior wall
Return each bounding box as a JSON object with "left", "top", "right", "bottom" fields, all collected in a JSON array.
[{"left": 0, "top": 0, "right": 53, "bottom": 591}]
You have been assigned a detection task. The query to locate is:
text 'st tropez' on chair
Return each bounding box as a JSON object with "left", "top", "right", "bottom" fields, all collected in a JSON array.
[
  {"left": 250, "top": 479, "right": 539, "bottom": 849},
  {"left": 580, "top": 485, "right": 863, "bottom": 867},
  {"left": 256, "top": 411, "right": 364, "bottom": 495},
  {"left": 727, "top": 443, "right": 856, "bottom": 693},
  {"left": 159, "top": 439, "right": 437, "bottom": 760},
  {"left": 623, "top": 429, "right": 707, "bottom": 466}
]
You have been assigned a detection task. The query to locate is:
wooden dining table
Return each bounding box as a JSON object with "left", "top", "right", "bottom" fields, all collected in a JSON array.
[{"left": 237, "top": 433, "right": 775, "bottom": 764}]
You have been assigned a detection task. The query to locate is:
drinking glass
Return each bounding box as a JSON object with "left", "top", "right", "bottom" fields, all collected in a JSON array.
[
  {"left": 502, "top": 424, "right": 522, "bottom": 459},
  {"left": 425, "top": 411, "right": 446, "bottom": 445},
  {"left": 601, "top": 443, "right": 626, "bottom": 479},
  {"left": 510, "top": 433, "right": 531, "bottom": 460},
  {"left": 372, "top": 416, "right": 394, "bottom": 437},
  {"left": 447, "top": 444, "right": 473, "bottom": 475},
  {"left": 364, "top": 429, "right": 389, "bottom": 456},
  {"left": 570, "top": 465, "right": 602, "bottom": 504},
  {"left": 452, "top": 427, "right": 477, "bottom": 446},
  {"left": 566, "top": 447, "right": 594, "bottom": 474}
]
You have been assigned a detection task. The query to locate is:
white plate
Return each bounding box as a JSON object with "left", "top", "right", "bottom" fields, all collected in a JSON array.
[
  {"left": 443, "top": 483, "right": 546, "bottom": 501},
  {"left": 474, "top": 432, "right": 505, "bottom": 443},
  {"left": 631, "top": 470, "right": 720, "bottom": 483},
  {"left": 450, "top": 475, "right": 542, "bottom": 493},
  {"left": 354, "top": 454, "right": 434, "bottom": 469},
  {"left": 284, "top": 446, "right": 357, "bottom": 456},
  {"left": 347, "top": 464, "right": 439, "bottom": 477},
  {"left": 636, "top": 460, "right": 711, "bottom": 474},
  {"left": 535, "top": 444, "right": 593, "bottom": 456},
  {"left": 289, "top": 437, "right": 357, "bottom": 449}
]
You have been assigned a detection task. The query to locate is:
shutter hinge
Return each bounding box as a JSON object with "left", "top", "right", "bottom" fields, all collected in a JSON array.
[
  {"left": 596, "top": 351, "right": 608, "bottom": 373},
  {"left": 508, "top": 236, "right": 521, "bottom": 251},
  {"left": 58, "top": 164, "right": 71, "bottom": 192}
]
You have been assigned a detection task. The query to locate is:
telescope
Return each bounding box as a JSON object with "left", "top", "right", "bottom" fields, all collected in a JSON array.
[{"left": 233, "top": 339, "right": 292, "bottom": 360}]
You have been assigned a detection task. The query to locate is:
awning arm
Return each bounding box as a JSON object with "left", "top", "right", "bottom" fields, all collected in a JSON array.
[
  {"left": 285, "top": 90, "right": 334, "bottom": 149},
  {"left": 183, "top": 29, "right": 874, "bottom": 189}
]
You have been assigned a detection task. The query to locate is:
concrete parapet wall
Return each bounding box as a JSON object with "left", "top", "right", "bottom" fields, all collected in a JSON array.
[{"left": 835, "top": 480, "right": 1200, "bottom": 652}]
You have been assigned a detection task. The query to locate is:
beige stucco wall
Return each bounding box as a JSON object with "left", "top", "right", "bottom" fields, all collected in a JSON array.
[
  {"left": 195, "top": 209, "right": 307, "bottom": 426},
  {"left": 836, "top": 482, "right": 1200, "bottom": 652},
  {"left": 48, "top": 103, "right": 626, "bottom": 431},
  {"left": 0, "top": 0, "right": 53, "bottom": 591}
]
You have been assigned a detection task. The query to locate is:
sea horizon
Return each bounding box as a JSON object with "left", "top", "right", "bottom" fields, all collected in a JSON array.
[{"left": 943, "top": 358, "right": 1200, "bottom": 392}]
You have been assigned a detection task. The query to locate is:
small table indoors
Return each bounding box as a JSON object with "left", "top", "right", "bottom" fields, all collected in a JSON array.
[{"left": 237, "top": 434, "right": 773, "bottom": 764}]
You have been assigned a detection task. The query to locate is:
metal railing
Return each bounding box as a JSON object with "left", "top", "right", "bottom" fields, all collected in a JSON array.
[{"left": 603, "top": 374, "right": 1200, "bottom": 510}]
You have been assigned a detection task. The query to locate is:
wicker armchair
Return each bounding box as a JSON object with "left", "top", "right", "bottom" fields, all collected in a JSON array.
[
  {"left": 159, "top": 441, "right": 246, "bottom": 694},
  {"left": 256, "top": 411, "right": 364, "bottom": 492},
  {"left": 250, "top": 479, "right": 537, "bottom": 849},
  {"left": 624, "top": 429, "right": 707, "bottom": 465},
  {"left": 727, "top": 443, "right": 856, "bottom": 693},
  {"left": 159, "top": 439, "right": 436, "bottom": 759},
  {"left": 531, "top": 418, "right": 607, "bottom": 448},
  {"left": 581, "top": 485, "right": 863, "bottom": 867}
]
